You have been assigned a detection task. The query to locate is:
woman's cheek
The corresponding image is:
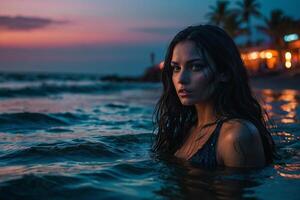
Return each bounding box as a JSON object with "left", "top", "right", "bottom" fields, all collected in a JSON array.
[{"left": 191, "top": 73, "right": 214, "bottom": 101}]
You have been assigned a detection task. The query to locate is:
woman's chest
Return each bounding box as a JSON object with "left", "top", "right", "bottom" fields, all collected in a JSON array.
[{"left": 174, "top": 127, "right": 215, "bottom": 160}]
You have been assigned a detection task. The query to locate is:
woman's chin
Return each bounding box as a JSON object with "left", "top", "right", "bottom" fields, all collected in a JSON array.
[
  {"left": 180, "top": 98, "right": 195, "bottom": 106},
  {"left": 180, "top": 97, "right": 208, "bottom": 106}
]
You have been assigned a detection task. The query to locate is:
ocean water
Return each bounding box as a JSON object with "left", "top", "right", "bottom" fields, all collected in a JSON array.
[{"left": 0, "top": 72, "right": 299, "bottom": 200}]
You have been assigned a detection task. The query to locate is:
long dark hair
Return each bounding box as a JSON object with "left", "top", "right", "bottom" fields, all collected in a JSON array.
[{"left": 152, "top": 25, "right": 276, "bottom": 164}]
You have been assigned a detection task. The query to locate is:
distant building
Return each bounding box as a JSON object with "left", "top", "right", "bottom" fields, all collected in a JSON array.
[{"left": 240, "top": 34, "right": 300, "bottom": 75}]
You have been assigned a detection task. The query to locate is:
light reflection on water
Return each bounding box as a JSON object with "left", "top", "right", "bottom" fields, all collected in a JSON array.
[
  {"left": 257, "top": 89, "right": 300, "bottom": 182},
  {"left": 259, "top": 89, "right": 299, "bottom": 124},
  {"left": 275, "top": 164, "right": 300, "bottom": 179}
]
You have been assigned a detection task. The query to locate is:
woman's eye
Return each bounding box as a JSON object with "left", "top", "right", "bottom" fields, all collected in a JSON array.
[
  {"left": 191, "top": 64, "right": 203, "bottom": 71},
  {"left": 172, "top": 65, "right": 181, "bottom": 72}
]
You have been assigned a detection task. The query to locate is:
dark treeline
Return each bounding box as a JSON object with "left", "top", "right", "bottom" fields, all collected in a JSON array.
[{"left": 206, "top": 0, "right": 300, "bottom": 49}]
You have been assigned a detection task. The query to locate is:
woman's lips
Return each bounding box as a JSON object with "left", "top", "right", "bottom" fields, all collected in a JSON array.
[{"left": 178, "top": 89, "right": 191, "bottom": 98}]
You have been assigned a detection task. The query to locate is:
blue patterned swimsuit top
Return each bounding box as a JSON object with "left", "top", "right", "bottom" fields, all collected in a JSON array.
[{"left": 189, "top": 118, "right": 226, "bottom": 168}]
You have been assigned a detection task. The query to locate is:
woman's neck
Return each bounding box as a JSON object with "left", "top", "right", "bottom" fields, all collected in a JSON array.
[{"left": 194, "top": 102, "right": 218, "bottom": 128}]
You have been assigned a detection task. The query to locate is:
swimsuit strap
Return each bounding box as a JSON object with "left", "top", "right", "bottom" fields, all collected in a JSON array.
[
  {"left": 210, "top": 115, "right": 233, "bottom": 139},
  {"left": 210, "top": 118, "right": 225, "bottom": 140},
  {"left": 189, "top": 117, "right": 228, "bottom": 168},
  {"left": 195, "top": 116, "right": 227, "bottom": 142}
]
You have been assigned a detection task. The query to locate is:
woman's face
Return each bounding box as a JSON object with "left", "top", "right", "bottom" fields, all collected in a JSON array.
[{"left": 171, "top": 40, "right": 217, "bottom": 106}]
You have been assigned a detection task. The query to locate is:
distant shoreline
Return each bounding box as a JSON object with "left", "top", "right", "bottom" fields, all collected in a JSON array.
[{"left": 1, "top": 70, "right": 299, "bottom": 91}]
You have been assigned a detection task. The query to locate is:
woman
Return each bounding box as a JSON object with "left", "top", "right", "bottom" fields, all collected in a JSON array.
[{"left": 153, "top": 25, "right": 276, "bottom": 168}]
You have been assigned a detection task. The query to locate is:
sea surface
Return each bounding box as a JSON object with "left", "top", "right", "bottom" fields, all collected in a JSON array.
[{"left": 0, "top": 72, "right": 299, "bottom": 200}]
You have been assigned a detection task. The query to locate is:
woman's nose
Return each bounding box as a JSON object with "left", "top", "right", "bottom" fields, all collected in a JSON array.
[{"left": 178, "top": 70, "right": 189, "bottom": 84}]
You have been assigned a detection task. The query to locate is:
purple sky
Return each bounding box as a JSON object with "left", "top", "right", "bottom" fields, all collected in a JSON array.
[{"left": 0, "top": 0, "right": 299, "bottom": 75}]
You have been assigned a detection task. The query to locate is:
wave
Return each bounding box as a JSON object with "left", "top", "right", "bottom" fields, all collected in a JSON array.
[
  {"left": 0, "top": 174, "right": 113, "bottom": 199},
  {"left": 0, "top": 112, "right": 87, "bottom": 132},
  {"left": 0, "top": 140, "right": 124, "bottom": 165},
  {"left": 0, "top": 82, "right": 160, "bottom": 98},
  {"left": 0, "top": 160, "right": 156, "bottom": 199},
  {"left": 0, "top": 72, "right": 100, "bottom": 82},
  {"left": 0, "top": 83, "right": 114, "bottom": 98},
  {"left": 0, "top": 133, "right": 152, "bottom": 165}
]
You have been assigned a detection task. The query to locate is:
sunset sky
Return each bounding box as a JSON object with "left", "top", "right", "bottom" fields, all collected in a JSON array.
[{"left": 1, "top": 0, "right": 299, "bottom": 75}]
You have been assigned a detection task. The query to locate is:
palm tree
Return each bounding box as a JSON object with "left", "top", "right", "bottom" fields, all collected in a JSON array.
[
  {"left": 223, "top": 12, "right": 247, "bottom": 39},
  {"left": 257, "top": 10, "right": 285, "bottom": 45},
  {"left": 206, "top": 1, "right": 247, "bottom": 41},
  {"left": 257, "top": 9, "right": 300, "bottom": 67},
  {"left": 236, "top": 0, "right": 261, "bottom": 44},
  {"left": 206, "top": 0, "right": 231, "bottom": 26}
]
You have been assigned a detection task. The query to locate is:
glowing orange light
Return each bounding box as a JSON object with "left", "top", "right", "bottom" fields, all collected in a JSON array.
[
  {"left": 259, "top": 51, "right": 273, "bottom": 59},
  {"left": 285, "top": 61, "right": 292, "bottom": 68},
  {"left": 265, "top": 52, "right": 273, "bottom": 59},
  {"left": 259, "top": 52, "right": 265, "bottom": 59},
  {"left": 248, "top": 52, "right": 259, "bottom": 60},
  {"left": 285, "top": 52, "right": 292, "bottom": 60},
  {"left": 159, "top": 61, "right": 164, "bottom": 69}
]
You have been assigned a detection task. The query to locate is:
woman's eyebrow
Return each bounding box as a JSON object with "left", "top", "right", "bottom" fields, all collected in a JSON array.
[{"left": 171, "top": 58, "right": 204, "bottom": 65}]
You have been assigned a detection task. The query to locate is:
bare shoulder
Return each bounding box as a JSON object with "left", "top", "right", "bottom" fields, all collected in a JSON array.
[
  {"left": 220, "top": 119, "right": 261, "bottom": 143},
  {"left": 217, "top": 119, "right": 266, "bottom": 168}
]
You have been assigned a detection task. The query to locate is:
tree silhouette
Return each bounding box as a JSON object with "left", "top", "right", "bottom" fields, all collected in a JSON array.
[
  {"left": 207, "top": 1, "right": 231, "bottom": 26},
  {"left": 236, "top": 0, "right": 261, "bottom": 45},
  {"left": 223, "top": 12, "right": 247, "bottom": 39}
]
